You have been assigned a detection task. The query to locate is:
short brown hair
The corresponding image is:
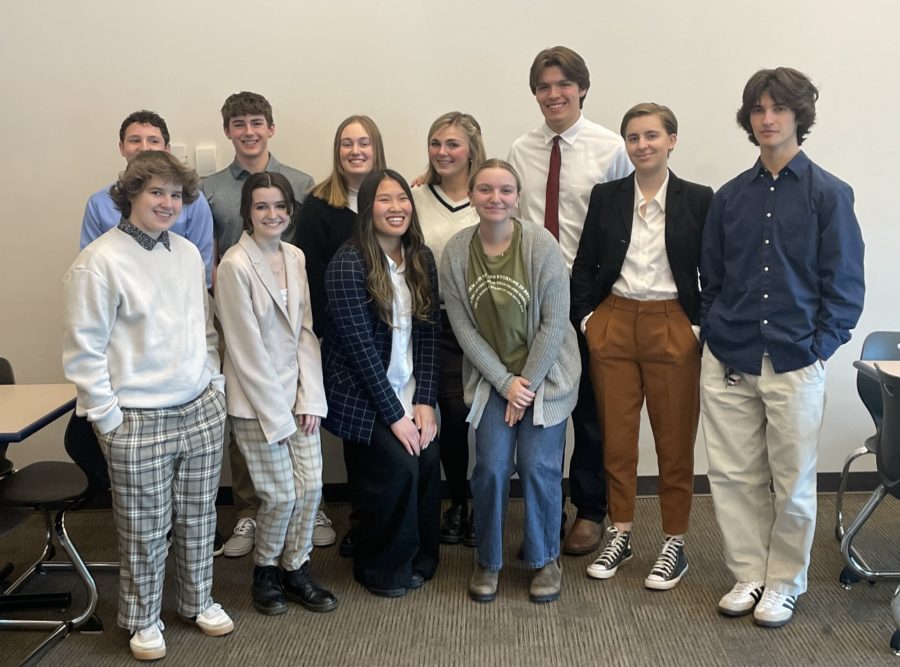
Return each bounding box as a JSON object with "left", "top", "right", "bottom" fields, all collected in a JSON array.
[
  {"left": 240, "top": 171, "right": 296, "bottom": 233},
  {"left": 119, "top": 110, "right": 170, "bottom": 146},
  {"left": 109, "top": 151, "right": 199, "bottom": 219},
  {"left": 620, "top": 102, "right": 678, "bottom": 138},
  {"left": 221, "top": 91, "right": 274, "bottom": 130},
  {"left": 529, "top": 46, "right": 590, "bottom": 108},
  {"left": 423, "top": 112, "right": 487, "bottom": 186},
  {"left": 736, "top": 67, "right": 818, "bottom": 146}
]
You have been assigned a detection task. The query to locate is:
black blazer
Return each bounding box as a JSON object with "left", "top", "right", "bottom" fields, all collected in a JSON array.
[{"left": 571, "top": 171, "right": 713, "bottom": 325}]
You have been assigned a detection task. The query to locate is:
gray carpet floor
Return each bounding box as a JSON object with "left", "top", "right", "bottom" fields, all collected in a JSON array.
[{"left": 2, "top": 494, "right": 897, "bottom": 666}]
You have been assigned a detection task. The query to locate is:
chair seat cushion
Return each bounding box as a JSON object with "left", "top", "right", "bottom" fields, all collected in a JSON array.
[{"left": 0, "top": 461, "right": 88, "bottom": 506}]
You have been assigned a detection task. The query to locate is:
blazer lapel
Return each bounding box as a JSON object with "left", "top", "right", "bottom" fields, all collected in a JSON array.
[
  {"left": 239, "top": 233, "right": 291, "bottom": 324},
  {"left": 664, "top": 170, "right": 684, "bottom": 247},
  {"left": 283, "top": 245, "right": 302, "bottom": 332},
  {"left": 616, "top": 175, "right": 636, "bottom": 240}
]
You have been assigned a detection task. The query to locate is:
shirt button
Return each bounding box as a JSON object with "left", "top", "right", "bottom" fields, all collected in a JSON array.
[
  {"left": 770, "top": 186, "right": 775, "bottom": 192},
  {"left": 764, "top": 267, "right": 769, "bottom": 272},
  {"left": 765, "top": 239, "right": 770, "bottom": 244},
  {"left": 763, "top": 294, "right": 769, "bottom": 299},
  {"left": 289, "top": 361, "right": 296, "bottom": 369},
  {"left": 763, "top": 319, "right": 769, "bottom": 325},
  {"left": 766, "top": 213, "right": 772, "bottom": 218}
]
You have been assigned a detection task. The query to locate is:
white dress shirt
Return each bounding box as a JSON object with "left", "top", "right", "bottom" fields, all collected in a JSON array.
[
  {"left": 611, "top": 174, "right": 678, "bottom": 301},
  {"left": 385, "top": 251, "right": 415, "bottom": 417},
  {"left": 508, "top": 113, "right": 633, "bottom": 272}
]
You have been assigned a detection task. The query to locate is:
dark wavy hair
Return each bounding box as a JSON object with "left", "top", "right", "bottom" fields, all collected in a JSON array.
[
  {"left": 736, "top": 67, "right": 818, "bottom": 146},
  {"left": 352, "top": 170, "right": 434, "bottom": 326},
  {"left": 118, "top": 110, "right": 170, "bottom": 146}
]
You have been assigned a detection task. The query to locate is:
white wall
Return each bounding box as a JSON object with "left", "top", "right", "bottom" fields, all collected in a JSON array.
[{"left": 2, "top": 0, "right": 897, "bottom": 479}]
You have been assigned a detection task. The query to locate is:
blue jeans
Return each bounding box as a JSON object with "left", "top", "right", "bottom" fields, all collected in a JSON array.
[{"left": 472, "top": 390, "right": 566, "bottom": 570}]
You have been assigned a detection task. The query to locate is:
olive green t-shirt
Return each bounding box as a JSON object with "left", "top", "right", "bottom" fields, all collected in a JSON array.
[{"left": 467, "top": 220, "right": 531, "bottom": 374}]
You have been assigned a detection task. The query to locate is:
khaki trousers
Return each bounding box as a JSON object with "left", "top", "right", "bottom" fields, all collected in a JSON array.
[{"left": 585, "top": 295, "right": 699, "bottom": 535}]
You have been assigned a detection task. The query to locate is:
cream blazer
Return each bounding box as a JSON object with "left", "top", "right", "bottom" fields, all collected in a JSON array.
[{"left": 216, "top": 231, "right": 327, "bottom": 443}]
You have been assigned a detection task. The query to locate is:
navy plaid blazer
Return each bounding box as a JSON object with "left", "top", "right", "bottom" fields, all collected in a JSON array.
[{"left": 321, "top": 243, "right": 440, "bottom": 444}]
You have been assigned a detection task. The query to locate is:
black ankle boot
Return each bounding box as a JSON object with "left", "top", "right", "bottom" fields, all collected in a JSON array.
[
  {"left": 440, "top": 504, "right": 466, "bottom": 544},
  {"left": 282, "top": 562, "right": 338, "bottom": 613},
  {"left": 252, "top": 565, "right": 287, "bottom": 615}
]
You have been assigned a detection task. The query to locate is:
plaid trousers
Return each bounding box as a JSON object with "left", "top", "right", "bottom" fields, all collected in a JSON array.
[
  {"left": 97, "top": 385, "right": 226, "bottom": 631},
  {"left": 230, "top": 417, "right": 323, "bottom": 570}
]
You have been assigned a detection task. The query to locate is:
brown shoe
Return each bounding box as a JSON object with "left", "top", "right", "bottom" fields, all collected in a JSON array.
[{"left": 562, "top": 518, "right": 602, "bottom": 555}]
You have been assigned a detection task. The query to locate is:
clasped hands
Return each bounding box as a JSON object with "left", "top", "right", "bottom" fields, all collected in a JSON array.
[
  {"left": 505, "top": 375, "right": 534, "bottom": 426},
  {"left": 391, "top": 404, "right": 437, "bottom": 456}
]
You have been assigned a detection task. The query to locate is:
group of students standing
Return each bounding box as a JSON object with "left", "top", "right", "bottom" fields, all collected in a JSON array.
[{"left": 61, "top": 45, "right": 864, "bottom": 663}]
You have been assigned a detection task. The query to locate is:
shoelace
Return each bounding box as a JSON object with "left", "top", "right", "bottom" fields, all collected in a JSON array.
[
  {"left": 649, "top": 538, "right": 683, "bottom": 577},
  {"left": 136, "top": 620, "right": 164, "bottom": 640},
  {"left": 233, "top": 518, "right": 255, "bottom": 536},
  {"left": 596, "top": 529, "right": 630, "bottom": 568},
  {"left": 200, "top": 602, "right": 225, "bottom": 620},
  {"left": 315, "top": 511, "right": 332, "bottom": 528}
]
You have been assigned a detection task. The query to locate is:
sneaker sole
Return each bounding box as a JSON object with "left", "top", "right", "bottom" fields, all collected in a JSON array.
[
  {"left": 312, "top": 535, "right": 337, "bottom": 547},
  {"left": 131, "top": 646, "right": 166, "bottom": 661},
  {"left": 440, "top": 533, "right": 464, "bottom": 545},
  {"left": 644, "top": 563, "right": 688, "bottom": 591},
  {"left": 223, "top": 544, "right": 254, "bottom": 558},
  {"left": 717, "top": 603, "right": 756, "bottom": 617},
  {"left": 753, "top": 613, "right": 793, "bottom": 628},
  {"left": 212, "top": 546, "right": 225, "bottom": 557},
  {"left": 586, "top": 553, "right": 632, "bottom": 580},
  {"left": 197, "top": 620, "right": 234, "bottom": 637}
]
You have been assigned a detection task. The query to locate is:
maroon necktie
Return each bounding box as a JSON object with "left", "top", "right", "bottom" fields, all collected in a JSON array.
[{"left": 544, "top": 135, "right": 561, "bottom": 239}]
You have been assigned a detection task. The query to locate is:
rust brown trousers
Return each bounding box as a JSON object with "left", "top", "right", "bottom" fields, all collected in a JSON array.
[{"left": 584, "top": 294, "right": 700, "bottom": 535}]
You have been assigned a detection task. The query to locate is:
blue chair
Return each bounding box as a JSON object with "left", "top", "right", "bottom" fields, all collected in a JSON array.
[{"left": 839, "top": 363, "right": 900, "bottom": 655}]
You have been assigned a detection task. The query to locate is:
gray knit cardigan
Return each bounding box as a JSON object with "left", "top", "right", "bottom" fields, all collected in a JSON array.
[{"left": 440, "top": 220, "right": 581, "bottom": 428}]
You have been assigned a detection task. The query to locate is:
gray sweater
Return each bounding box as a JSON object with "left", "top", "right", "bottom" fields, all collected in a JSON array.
[{"left": 440, "top": 220, "right": 581, "bottom": 428}]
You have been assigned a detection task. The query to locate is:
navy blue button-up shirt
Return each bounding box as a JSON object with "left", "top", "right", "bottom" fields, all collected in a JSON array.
[{"left": 700, "top": 151, "right": 865, "bottom": 375}]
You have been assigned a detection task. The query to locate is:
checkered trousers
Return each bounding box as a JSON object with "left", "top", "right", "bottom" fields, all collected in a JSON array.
[
  {"left": 97, "top": 385, "right": 226, "bottom": 631},
  {"left": 230, "top": 416, "right": 323, "bottom": 570}
]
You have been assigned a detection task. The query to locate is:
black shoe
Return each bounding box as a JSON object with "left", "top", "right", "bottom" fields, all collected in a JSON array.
[
  {"left": 213, "top": 529, "right": 225, "bottom": 558},
  {"left": 252, "top": 565, "right": 288, "bottom": 615},
  {"left": 463, "top": 509, "right": 477, "bottom": 548},
  {"left": 339, "top": 530, "right": 355, "bottom": 558},
  {"left": 365, "top": 585, "right": 407, "bottom": 598},
  {"left": 440, "top": 504, "right": 465, "bottom": 544},
  {"left": 282, "top": 562, "right": 338, "bottom": 613}
]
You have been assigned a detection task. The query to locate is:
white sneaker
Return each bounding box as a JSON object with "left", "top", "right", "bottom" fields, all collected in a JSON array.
[
  {"left": 312, "top": 510, "right": 337, "bottom": 547},
  {"left": 224, "top": 517, "right": 255, "bottom": 557},
  {"left": 130, "top": 620, "right": 165, "bottom": 660},
  {"left": 193, "top": 602, "right": 235, "bottom": 636},
  {"left": 718, "top": 581, "right": 765, "bottom": 616},
  {"left": 753, "top": 589, "right": 797, "bottom": 627}
]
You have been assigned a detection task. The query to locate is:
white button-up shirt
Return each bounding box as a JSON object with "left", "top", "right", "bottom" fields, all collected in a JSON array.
[
  {"left": 611, "top": 174, "right": 678, "bottom": 301},
  {"left": 385, "top": 251, "right": 415, "bottom": 417}
]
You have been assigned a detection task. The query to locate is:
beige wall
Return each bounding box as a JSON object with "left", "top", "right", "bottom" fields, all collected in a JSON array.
[{"left": 2, "top": 0, "right": 897, "bottom": 479}]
